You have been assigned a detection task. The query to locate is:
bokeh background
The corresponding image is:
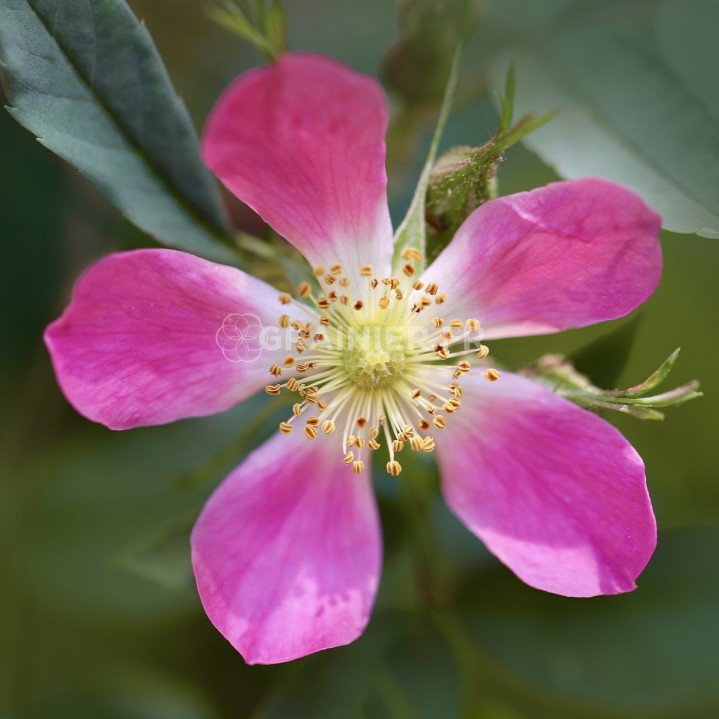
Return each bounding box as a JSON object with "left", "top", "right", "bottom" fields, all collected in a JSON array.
[{"left": 2, "top": 1, "right": 718, "bottom": 717}]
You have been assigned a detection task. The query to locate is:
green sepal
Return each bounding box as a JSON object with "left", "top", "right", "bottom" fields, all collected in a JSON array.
[
  {"left": 425, "top": 66, "right": 556, "bottom": 261},
  {"left": 209, "top": 0, "right": 286, "bottom": 61},
  {"left": 523, "top": 348, "right": 702, "bottom": 420},
  {"left": 392, "top": 46, "right": 461, "bottom": 273}
]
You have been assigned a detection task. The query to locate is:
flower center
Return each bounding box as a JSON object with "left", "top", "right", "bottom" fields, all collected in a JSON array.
[
  {"left": 342, "top": 326, "right": 408, "bottom": 390},
  {"left": 260, "top": 249, "right": 500, "bottom": 476}
]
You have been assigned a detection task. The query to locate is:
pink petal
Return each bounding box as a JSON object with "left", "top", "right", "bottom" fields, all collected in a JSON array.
[
  {"left": 437, "top": 372, "right": 656, "bottom": 597},
  {"left": 202, "top": 53, "right": 394, "bottom": 286},
  {"left": 45, "top": 249, "right": 291, "bottom": 430},
  {"left": 191, "top": 431, "right": 382, "bottom": 664},
  {"left": 422, "top": 178, "right": 662, "bottom": 339}
]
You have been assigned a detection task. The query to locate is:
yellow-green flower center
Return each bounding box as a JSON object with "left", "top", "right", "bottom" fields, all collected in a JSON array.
[
  {"left": 341, "top": 327, "right": 408, "bottom": 389},
  {"left": 260, "top": 250, "right": 499, "bottom": 476}
]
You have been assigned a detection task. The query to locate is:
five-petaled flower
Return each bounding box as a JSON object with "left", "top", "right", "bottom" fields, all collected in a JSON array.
[{"left": 45, "top": 53, "right": 662, "bottom": 665}]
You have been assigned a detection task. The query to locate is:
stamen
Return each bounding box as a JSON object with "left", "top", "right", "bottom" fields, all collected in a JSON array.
[{"left": 266, "top": 257, "right": 493, "bottom": 471}]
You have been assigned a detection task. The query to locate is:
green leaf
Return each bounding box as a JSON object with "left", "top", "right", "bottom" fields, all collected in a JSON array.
[
  {"left": 0, "top": 0, "right": 235, "bottom": 260},
  {"left": 487, "top": 0, "right": 719, "bottom": 238},
  {"left": 392, "top": 46, "right": 461, "bottom": 272}
]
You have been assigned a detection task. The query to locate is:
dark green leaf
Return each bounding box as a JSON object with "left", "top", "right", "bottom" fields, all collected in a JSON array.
[{"left": 0, "top": 0, "right": 235, "bottom": 259}]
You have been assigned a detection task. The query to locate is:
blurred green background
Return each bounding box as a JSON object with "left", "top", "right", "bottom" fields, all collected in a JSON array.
[{"left": 1, "top": 0, "right": 718, "bottom": 717}]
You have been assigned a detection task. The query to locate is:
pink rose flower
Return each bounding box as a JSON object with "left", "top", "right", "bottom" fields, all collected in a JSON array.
[{"left": 45, "top": 53, "right": 662, "bottom": 665}]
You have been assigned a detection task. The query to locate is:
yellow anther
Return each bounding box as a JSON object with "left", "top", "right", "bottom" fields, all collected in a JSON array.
[
  {"left": 330, "top": 263, "right": 343, "bottom": 275},
  {"left": 401, "top": 247, "right": 422, "bottom": 261},
  {"left": 435, "top": 294, "right": 447, "bottom": 304},
  {"left": 352, "top": 460, "right": 364, "bottom": 474},
  {"left": 297, "top": 281, "right": 312, "bottom": 297},
  {"left": 343, "top": 451, "right": 354, "bottom": 464},
  {"left": 433, "top": 415, "right": 447, "bottom": 429},
  {"left": 476, "top": 344, "right": 490, "bottom": 359},
  {"left": 379, "top": 296, "right": 390, "bottom": 310},
  {"left": 360, "top": 264, "right": 373, "bottom": 276},
  {"left": 403, "top": 263, "right": 415, "bottom": 277},
  {"left": 354, "top": 300, "right": 365, "bottom": 311},
  {"left": 450, "top": 319, "right": 463, "bottom": 330},
  {"left": 292, "top": 403, "right": 303, "bottom": 416},
  {"left": 283, "top": 355, "right": 295, "bottom": 367},
  {"left": 412, "top": 280, "right": 425, "bottom": 291},
  {"left": 322, "top": 420, "right": 336, "bottom": 434},
  {"left": 304, "top": 425, "right": 318, "bottom": 440},
  {"left": 423, "top": 437, "right": 436, "bottom": 452},
  {"left": 279, "top": 314, "right": 290, "bottom": 328},
  {"left": 392, "top": 439, "right": 405, "bottom": 453},
  {"left": 278, "top": 293, "right": 292, "bottom": 305},
  {"left": 426, "top": 282, "right": 439, "bottom": 296},
  {"left": 279, "top": 421, "right": 293, "bottom": 434},
  {"left": 433, "top": 317, "right": 444, "bottom": 328},
  {"left": 265, "top": 384, "right": 281, "bottom": 396},
  {"left": 306, "top": 417, "right": 320, "bottom": 427},
  {"left": 465, "top": 318, "right": 480, "bottom": 332},
  {"left": 313, "top": 266, "right": 325, "bottom": 277},
  {"left": 448, "top": 383, "right": 463, "bottom": 398},
  {"left": 386, "top": 460, "right": 402, "bottom": 476},
  {"left": 484, "top": 368, "right": 501, "bottom": 382},
  {"left": 324, "top": 274, "right": 337, "bottom": 285},
  {"left": 269, "top": 364, "right": 282, "bottom": 377},
  {"left": 368, "top": 439, "right": 381, "bottom": 450}
]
